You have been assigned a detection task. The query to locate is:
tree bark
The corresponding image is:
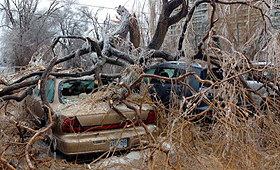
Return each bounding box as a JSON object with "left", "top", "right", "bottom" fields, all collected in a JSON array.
[{"left": 148, "top": 0, "right": 187, "bottom": 50}]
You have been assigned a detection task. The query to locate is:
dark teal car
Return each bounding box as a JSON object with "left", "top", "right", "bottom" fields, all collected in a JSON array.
[{"left": 144, "top": 61, "right": 223, "bottom": 114}]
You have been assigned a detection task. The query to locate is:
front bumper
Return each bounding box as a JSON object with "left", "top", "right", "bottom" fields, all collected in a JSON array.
[{"left": 53, "top": 124, "right": 157, "bottom": 155}]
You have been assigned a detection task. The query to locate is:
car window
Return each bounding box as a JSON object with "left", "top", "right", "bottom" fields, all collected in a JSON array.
[
  {"left": 34, "top": 78, "right": 55, "bottom": 103},
  {"left": 213, "top": 68, "right": 223, "bottom": 80},
  {"left": 158, "top": 68, "right": 175, "bottom": 78},
  {"left": 46, "top": 79, "right": 55, "bottom": 103},
  {"left": 245, "top": 73, "right": 253, "bottom": 81},
  {"left": 175, "top": 68, "right": 186, "bottom": 77},
  {"left": 145, "top": 68, "right": 156, "bottom": 75},
  {"left": 144, "top": 67, "right": 186, "bottom": 84},
  {"left": 60, "top": 80, "right": 96, "bottom": 96},
  {"left": 264, "top": 70, "right": 274, "bottom": 79},
  {"left": 59, "top": 79, "right": 97, "bottom": 103},
  {"left": 144, "top": 68, "right": 156, "bottom": 83}
]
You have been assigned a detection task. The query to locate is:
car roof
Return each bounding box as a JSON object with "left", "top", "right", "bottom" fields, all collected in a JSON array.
[
  {"left": 147, "top": 61, "right": 207, "bottom": 70},
  {"left": 54, "top": 75, "right": 95, "bottom": 82},
  {"left": 251, "top": 61, "right": 274, "bottom": 67}
]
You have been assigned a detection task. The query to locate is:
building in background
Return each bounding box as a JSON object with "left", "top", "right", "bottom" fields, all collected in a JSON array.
[
  {"left": 271, "top": 0, "right": 280, "bottom": 29},
  {"left": 188, "top": 1, "right": 280, "bottom": 44},
  {"left": 191, "top": 3, "right": 210, "bottom": 40}
]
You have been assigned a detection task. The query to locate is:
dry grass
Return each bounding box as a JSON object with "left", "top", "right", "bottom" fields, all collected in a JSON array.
[{"left": 2, "top": 58, "right": 280, "bottom": 169}]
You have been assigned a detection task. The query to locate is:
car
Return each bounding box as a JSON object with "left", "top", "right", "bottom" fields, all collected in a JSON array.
[
  {"left": 242, "top": 62, "right": 279, "bottom": 108},
  {"left": 25, "top": 76, "right": 157, "bottom": 155},
  {"left": 144, "top": 61, "right": 223, "bottom": 114}
]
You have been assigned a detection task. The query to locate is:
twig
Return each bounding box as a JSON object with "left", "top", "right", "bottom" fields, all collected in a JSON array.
[
  {"left": 122, "top": 101, "right": 155, "bottom": 144},
  {"left": 0, "top": 157, "right": 17, "bottom": 170},
  {"left": 119, "top": 82, "right": 131, "bottom": 99},
  {"left": 25, "top": 105, "right": 53, "bottom": 170},
  {"left": 108, "top": 99, "right": 129, "bottom": 121}
]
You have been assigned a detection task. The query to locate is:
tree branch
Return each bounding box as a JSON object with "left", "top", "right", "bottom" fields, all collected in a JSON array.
[
  {"left": 148, "top": 0, "right": 186, "bottom": 50},
  {"left": 0, "top": 78, "right": 39, "bottom": 97},
  {"left": 40, "top": 57, "right": 57, "bottom": 108},
  {"left": 178, "top": 0, "right": 211, "bottom": 51},
  {"left": 165, "top": 0, "right": 185, "bottom": 16},
  {"left": 25, "top": 105, "right": 53, "bottom": 170},
  {"left": 1, "top": 86, "right": 34, "bottom": 102},
  {"left": 110, "top": 47, "right": 135, "bottom": 64},
  {"left": 151, "top": 50, "right": 178, "bottom": 61},
  {"left": 168, "top": 0, "right": 188, "bottom": 26}
]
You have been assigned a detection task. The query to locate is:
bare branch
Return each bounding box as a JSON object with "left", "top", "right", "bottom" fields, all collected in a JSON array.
[
  {"left": 151, "top": 50, "right": 178, "bottom": 61},
  {"left": 40, "top": 57, "right": 57, "bottom": 107},
  {"left": 149, "top": 0, "right": 187, "bottom": 50},
  {"left": 1, "top": 86, "right": 34, "bottom": 102},
  {"left": 0, "top": 157, "right": 17, "bottom": 170},
  {"left": 25, "top": 105, "right": 53, "bottom": 170},
  {"left": 178, "top": 0, "right": 211, "bottom": 51},
  {"left": 168, "top": 0, "right": 188, "bottom": 26},
  {"left": 110, "top": 47, "right": 135, "bottom": 64},
  {"left": 0, "top": 78, "right": 39, "bottom": 97}
]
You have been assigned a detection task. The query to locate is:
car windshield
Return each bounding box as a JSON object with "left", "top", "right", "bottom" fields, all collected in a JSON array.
[
  {"left": 159, "top": 68, "right": 175, "bottom": 78},
  {"left": 59, "top": 79, "right": 97, "bottom": 103},
  {"left": 158, "top": 68, "right": 186, "bottom": 78}
]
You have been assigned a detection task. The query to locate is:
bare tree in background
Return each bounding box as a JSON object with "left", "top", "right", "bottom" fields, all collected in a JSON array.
[
  {"left": 0, "top": 0, "right": 60, "bottom": 66},
  {"left": 51, "top": 2, "right": 94, "bottom": 69}
]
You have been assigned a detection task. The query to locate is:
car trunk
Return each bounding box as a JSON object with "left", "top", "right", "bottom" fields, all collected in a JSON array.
[
  {"left": 54, "top": 78, "right": 155, "bottom": 133},
  {"left": 54, "top": 100, "right": 155, "bottom": 133},
  {"left": 76, "top": 103, "right": 152, "bottom": 126}
]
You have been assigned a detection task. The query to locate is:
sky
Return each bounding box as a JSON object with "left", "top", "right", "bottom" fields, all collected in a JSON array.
[
  {"left": 39, "top": 0, "right": 147, "bottom": 21},
  {"left": 79, "top": 0, "right": 133, "bottom": 9},
  {"left": 78, "top": 0, "right": 136, "bottom": 21}
]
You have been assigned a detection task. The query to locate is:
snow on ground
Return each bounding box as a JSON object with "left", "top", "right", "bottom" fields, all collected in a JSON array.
[{"left": 91, "top": 151, "right": 147, "bottom": 170}]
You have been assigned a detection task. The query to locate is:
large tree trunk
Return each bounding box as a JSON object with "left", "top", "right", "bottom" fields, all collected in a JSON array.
[
  {"left": 148, "top": 0, "right": 187, "bottom": 50},
  {"left": 148, "top": 13, "right": 169, "bottom": 50}
]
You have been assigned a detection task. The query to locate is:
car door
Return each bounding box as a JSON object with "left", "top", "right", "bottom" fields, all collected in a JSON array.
[{"left": 26, "top": 78, "right": 55, "bottom": 121}]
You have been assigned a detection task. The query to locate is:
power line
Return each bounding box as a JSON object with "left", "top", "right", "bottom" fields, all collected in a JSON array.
[
  {"left": 0, "top": 0, "right": 152, "bottom": 28},
  {"left": 45, "top": 0, "right": 117, "bottom": 10}
]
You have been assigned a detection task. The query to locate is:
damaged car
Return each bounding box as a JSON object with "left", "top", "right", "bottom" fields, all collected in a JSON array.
[{"left": 25, "top": 76, "right": 157, "bottom": 155}]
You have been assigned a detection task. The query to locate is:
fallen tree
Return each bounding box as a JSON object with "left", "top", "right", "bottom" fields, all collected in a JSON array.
[{"left": 1, "top": 0, "right": 280, "bottom": 169}]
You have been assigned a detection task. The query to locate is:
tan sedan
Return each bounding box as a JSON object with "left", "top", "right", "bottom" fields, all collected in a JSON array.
[{"left": 25, "top": 76, "right": 157, "bottom": 155}]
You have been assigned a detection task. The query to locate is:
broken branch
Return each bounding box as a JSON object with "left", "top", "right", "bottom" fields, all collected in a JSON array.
[
  {"left": 0, "top": 157, "right": 17, "bottom": 170},
  {"left": 25, "top": 105, "right": 53, "bottom": 170}
]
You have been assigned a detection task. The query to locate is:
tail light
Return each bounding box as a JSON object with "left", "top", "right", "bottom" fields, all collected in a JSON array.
[
  {"left": 144, "top": 110, "right": 156, "bottom": 124},
  {"left": 62, "top": 118, "right": 83, "bottom": 133},
  {"left": 61, "top": 117, "right": 127, "bottom": 133},
  {"left": 62, "top": 110, "right": 156, "bottom": 133}
]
